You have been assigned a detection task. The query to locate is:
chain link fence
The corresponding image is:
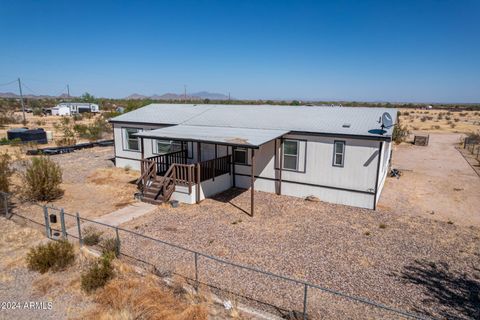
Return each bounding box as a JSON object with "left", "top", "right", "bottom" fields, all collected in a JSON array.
[{"left": 0, "top": 191, "right": 430, "bottom": 320}]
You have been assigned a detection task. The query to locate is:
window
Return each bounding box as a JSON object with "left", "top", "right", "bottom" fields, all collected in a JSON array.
[
  {"left": 124, "top": 128, "right": 141, "bottom": 151},
  {"left": 333, "top": 141, "right": 345, "bottom": 167},
  {"left": 283, "top": 140, "right": 298, "bottom": 170},
  {"left": 233, "top": 148, "right": 247, "bottom": 164},
  {"left": 155, "top": 140, "right": 183, "bottom": 154}
]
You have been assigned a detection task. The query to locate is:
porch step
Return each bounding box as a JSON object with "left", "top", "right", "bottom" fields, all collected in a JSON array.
[{"left": 141, "top": 196, "right": 165, "bottom": 205}]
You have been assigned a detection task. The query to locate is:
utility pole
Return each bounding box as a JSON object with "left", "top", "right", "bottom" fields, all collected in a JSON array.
[
  {"left": 228, "top": 92, "right": 231, "bottom": 101},
  {"left": 17, "top": 78, "right": 26, "bottom": 123},
  {"left": 184, "top": 85, "right": 187, "bottom": 102},
  {"left": 67, "top": 84, "right": 70, "bottom": 99}
]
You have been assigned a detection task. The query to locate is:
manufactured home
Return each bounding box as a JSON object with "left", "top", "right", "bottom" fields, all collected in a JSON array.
[
  {"left": 109, "top": 104, "right": 396, "bottom": 212},
  {"left": 53, "top": 102, "right": 100, "bottom": 115}
]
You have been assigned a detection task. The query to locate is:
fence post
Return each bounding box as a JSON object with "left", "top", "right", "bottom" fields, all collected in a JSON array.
[
  {"left": 60, "top": 208, "right": 67, "bottom": 239},
  {"left": 115, "top": 227, "right": 121, "bottom": 256},
  {"left": 43, "top": 206, "right": 50, "bottom": 239},
  {"left": 76, "top": 212, "right": 82, "bottom": 247},
  {"left": 303, "top": 283, "right": 308, "bottom": 320},
  {"left": 194, "top": 252, "right": 199, "bottom": 290}
]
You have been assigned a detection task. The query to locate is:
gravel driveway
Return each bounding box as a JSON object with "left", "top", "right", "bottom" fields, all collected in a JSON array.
[{"left": 119, "top": 189, "right": 480, "bottom": 319}]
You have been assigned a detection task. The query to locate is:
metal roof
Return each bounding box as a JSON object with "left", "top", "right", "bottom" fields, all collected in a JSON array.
[
  {"left": 134, "top": 125, "right": 288, "bottom": 148},
  {"left": 111, "top": 104, "right": 397, "bottom": 138}
]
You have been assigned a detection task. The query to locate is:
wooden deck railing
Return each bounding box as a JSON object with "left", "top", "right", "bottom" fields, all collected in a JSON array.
[
  {"left": 198, "top": 155, "right": 231, "bottom": 182},
  {"left": 148, "top": 149, "right": 188, "bottom": 175},
  {"left": 136, "top": 159, "right": 156, "bottom": 191}
]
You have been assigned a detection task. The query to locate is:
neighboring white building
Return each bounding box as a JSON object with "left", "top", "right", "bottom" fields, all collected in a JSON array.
[
  {"left": 51, "top": 105, "right": 71, "bottom": 116},
  {"left": 53, "top": 102, "right": 100, "bottom": 115},
  {"left": 109, "top": 104, "right": 396, "bottom": 211}
]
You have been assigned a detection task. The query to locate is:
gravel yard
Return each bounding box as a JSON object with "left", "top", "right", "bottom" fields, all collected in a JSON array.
[{"left": 120, "top": 189, "right": 480, "bottom": 319}]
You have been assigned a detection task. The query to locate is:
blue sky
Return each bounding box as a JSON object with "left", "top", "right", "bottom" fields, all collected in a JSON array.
[{"left": 0, "top": 0, "right": 479, "bottom": 102}]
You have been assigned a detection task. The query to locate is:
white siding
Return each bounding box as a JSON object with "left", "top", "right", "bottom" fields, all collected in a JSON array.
[{"left": 234, "top": 134, "right": 382, "bottom": 209}]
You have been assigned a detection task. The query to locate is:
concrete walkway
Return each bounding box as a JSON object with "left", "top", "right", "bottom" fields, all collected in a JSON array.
[{"left": 67, "top": 201, "right": 156, "bottom": 237}]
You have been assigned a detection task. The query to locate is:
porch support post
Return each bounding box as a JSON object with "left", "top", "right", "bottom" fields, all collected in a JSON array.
[
  {"left": 250, "top": 149, "right": 255, "bottom": 217},
  {"left": 278, "top": 138, "right": 283, "bottom": 195},
  {"left": 197, "top": 142, "right": 201, "bottom": 162},
  {"left": 232, "top": 147, "right": 236, "bottom": 187},
  {"left": 196, "top": 163, "right": 201, "bottom": 204},
  {"left": 140, "top": 137, "right": 145, "bottom": 176}
]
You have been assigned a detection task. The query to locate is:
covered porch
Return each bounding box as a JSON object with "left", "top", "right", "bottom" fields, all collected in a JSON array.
[{"left": 134, "top": 125, "right": 287, "bottom": 216}]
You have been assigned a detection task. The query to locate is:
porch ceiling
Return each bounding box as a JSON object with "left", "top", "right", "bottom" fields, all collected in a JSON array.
[{"left": 134, "top": 125, "right": 288, "bottom": 148}]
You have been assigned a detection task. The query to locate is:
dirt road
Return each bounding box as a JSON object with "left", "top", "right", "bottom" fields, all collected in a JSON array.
[{"left": 379, "top": 133, "right": 480, "bottom": 226}]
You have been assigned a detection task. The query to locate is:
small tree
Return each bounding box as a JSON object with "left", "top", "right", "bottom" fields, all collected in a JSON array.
[{"left": 23, "top": 157, "right": 63, "bottom": 201}]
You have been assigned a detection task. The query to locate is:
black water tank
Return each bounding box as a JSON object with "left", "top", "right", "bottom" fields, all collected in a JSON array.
[{"left": 7, "top": 128, "right": 48, "bottom": 144}]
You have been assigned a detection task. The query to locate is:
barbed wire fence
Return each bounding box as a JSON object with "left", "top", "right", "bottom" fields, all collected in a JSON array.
[{"left": 0, "top": 191, "right": 431, "bottom": 320}]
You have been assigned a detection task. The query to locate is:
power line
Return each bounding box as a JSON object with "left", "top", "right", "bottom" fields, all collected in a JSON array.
[
  {"left": 20, "top": 81, "right": 38, "bottom": 95},
  {"left": 0, "top": 79, "right": 17, "bottom": 87}
]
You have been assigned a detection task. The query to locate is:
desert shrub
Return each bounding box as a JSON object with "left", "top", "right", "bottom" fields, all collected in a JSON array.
[
  {"left": 393, "top": 123, "right": 409, "bottom": 144},
  {"left": 431, "top": 125, "right": 441, "bottom": 130},
  {"left": 32, "top": 108, "right": 43, "bottom": 116},
  {"left": 459, "top": 112, "right": 467, "bottom": 116},
  {"left": 26, "top": 240, "right": 75, "bottom": 273},
  {"left": 72, "top": 113, "right": 83, "bottom": 121},
  {"left": 82, "top": 226, "right": 103, "bottom": 246},
  {"left": 73, "top": 116, "right": 111, "bottom": 141},
  {"left": 81, "top": 254, "right": 114, "bottom": 293},
  {"left": 0, "top": 152, "right": 13, "bottom": 193},
  {"left": 23, "top": 156, "right": 63, "bottom": 201},
  {"left": 101, "top": 237, "right": 120, "bottom": 257},
  {"left": 466, "top": 132, "right": 480, "bottom": 144},
  {"left": 454, "top": 118, "right": 460, "bottom": 122},
  {"left": 420, "top": 116, "right": 427, "bottom": 122},
  {"left": 450, "top": 123, "right": 456, "bottom": 128},
  {"left": 402, "top": 111, "right": 410, "bottom": 116},
  {"left": 35, "top": 119, "right": 46, "bottom": 126},
  {"left": 426, "top": 116, "right": 433, "bottom": 120},
  {"left": 54, "top": 117, "right": 76, "bottom": 146},
  {"left": 379, "top": 223, "right": 387, "bottom": 229}
]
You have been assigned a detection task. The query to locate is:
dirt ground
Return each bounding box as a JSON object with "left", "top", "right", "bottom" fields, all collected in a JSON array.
[
  {"left": 0, "top": 218, "right": 96, "bottom": 319},
  {"left": 379, "top": 132, "right": 480, "bottom": 227},
  {"left": 397, "top": 108, "right": 480, "bottom": 133},
  {"left": 0, "top": 112, "right": 106, "bottom": 159},
  {"left": 0, "top": 218, "right": 220, "bottom": 320},
  {"left": 11, "top": 147, "right": 138, "bottom": 223}
]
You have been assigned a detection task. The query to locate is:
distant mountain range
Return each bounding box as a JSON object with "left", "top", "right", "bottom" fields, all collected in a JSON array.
[
  {"left": 0, "top": 91, "right": 230, "bottom": 100},
  {"left": 0, "top": 92, "right": 71, "bottom": 99},
  {"left": 124, "top": 91, "right": 230, "bottom": 100}
]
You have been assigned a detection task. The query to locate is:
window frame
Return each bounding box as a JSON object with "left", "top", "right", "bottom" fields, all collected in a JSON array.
[
  {"left": 332, "top": 140, "right": 346, "bottom": 167},
  {"left": 282, "top": 139, "right": 299, "bottom": 171},
  {"left": 153, "top": 139, "right": 183, "bottom": 155},
  {"left": 233, "top": 147, "right": 248, "bottom": 165},
  {"left": 123, "top": 127, "right": 142, "bottom": 152}
]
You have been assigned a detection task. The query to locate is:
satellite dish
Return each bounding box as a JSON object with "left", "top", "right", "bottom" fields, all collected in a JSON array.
[{"left": 381, "top": 112, "right": 393, "bottom": 128}]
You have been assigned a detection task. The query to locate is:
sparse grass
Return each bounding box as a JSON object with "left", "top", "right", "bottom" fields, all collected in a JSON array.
[
  {"left": 26, "top": 240, "right": 75, "bottom": 273},
  {"left": 364, "top": 231, "right": 371, "bottom": 236},
  {"left": 101, "top": 237, "right": 120, "bottom": 257},
  {"left": 81, "top": 254, "right": 115, "bottom": 293},
  {"left": 447, "top": 220, "right": 454, "bottom": 225},
  {"left": 379, "top": 223, "right": 387, "bottom": 229},
  {"left": 0, "top": 152, "right": 13, "bottom": 193},
  {"left": 84, "top": 275, "right": 209, "bottom": 319},
  {"left": 82, "top": 226, "right": 103, "bottom": 246}
]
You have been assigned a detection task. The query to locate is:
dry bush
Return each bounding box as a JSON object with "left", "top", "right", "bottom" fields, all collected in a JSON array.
[
  {"left": 23, "top": 156, "right": 63, "bottom": 201},
  {"left": 82, "top": 226, "right": 103, "bottom": 246},
  {"left": 0, "top": 152, "right": 13, "bottom": 193},
  {"left": 393, "top": 123, "right": 409, "bottom": 144},
  {"left": 81, "top": 254, "right": 115, "bottom": 293},
  {"left": 86, "top": 275, "right": 208, "bottom": 320},
  {"left": 26, "top": 240, "right": 75, "bottom": 273},
  {"left": 101, "top": 237, "right": 120, "bottom": 257}
]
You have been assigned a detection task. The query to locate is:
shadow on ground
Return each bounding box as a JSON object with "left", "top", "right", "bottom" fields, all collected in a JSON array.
[{"left": 399, "top": 259, "right": 480, "bottom": 319}]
